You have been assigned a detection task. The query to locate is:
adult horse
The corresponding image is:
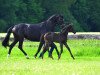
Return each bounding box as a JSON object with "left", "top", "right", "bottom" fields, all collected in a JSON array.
[{"left": 2, "top": 14, "right": 64, "bottom": 59}]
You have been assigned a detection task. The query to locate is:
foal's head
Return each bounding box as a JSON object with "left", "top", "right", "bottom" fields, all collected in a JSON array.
[{"left": 61, "top": 23, "right": 76, "bottom": 34}]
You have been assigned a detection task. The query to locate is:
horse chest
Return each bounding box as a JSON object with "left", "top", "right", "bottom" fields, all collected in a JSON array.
[{"left": 59, "top": 35, "right": 67, "bottom": 43}]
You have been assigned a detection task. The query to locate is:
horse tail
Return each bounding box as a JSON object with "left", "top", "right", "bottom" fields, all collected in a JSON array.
[{"left": 2, "top": 26, "right": 14, "bottom": 48}]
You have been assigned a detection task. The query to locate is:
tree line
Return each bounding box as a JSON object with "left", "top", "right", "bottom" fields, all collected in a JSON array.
[{"left": 0, "top": 0, "right": 100, "bottom": 32}]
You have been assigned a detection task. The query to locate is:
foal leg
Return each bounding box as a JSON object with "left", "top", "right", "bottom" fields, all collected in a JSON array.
[
  {"left": 49, "top": 43, "right": 59, "bottom": 59},
  {"left": 48, "top": 44, "right": 55, "bottom": 59},
  {"left": 64, "top": 43, "right": 75, "bottom": 59},
  {"left": 39, "top": 45, "right": 48, "bottom": 59},
  {"left": 53, "top": 44, "right": 59, "bottom": 59},
  {"left": 58, "top": 43, "right": 63, "bottom": 60},
  {"left": 7, "top": 39, "right": 18, "bottom": 58},
  {"left": 18, "top": 38, "right": 29, "bottom": 59}
]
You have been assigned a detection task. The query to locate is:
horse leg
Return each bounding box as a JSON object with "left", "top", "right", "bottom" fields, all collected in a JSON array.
[
  {"left": 49, "top": 43, "right": 59, "bottom": 59},
  {"left": 18, "top": 38, "right": 29, "bottom": 59},
  {"left": 64, "top": 43, "right": 75, "bottom": 59},
  {"left": 53, "top": 43, "right": 59, "bottom": 59},
  {"left": 39, "top": 45, "right": 48, "bottom": 59},
  {"left": 58, "top": 43, "right": 63, "bottom": 60},
  {"left": 34, "top": 41, "right": 44, "bottom": 58},
  {"left": 48, "top": 45, "right": 54, "bottom": 59},
  {"left": 7, "top": 39, "right": 18, "bottom": 58}
]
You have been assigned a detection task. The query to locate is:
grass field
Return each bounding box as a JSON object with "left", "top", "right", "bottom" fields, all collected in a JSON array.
[{"left": 0, "top": 39, "right": 100, "bottom": 75}]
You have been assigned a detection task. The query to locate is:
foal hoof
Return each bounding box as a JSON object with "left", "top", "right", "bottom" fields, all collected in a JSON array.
[
  {"left": 73, "top": 57, "right": 75, "bottom": 60},
  {"left": 34, "top": 55, "right": 37, "bottom": 58},
  {"left": 7, "top": 54, "right": 10, "bottom": 58},
  {"left": 26, "top": 56, "right": 29, "bottom": 59},
  {"left": 71, "top": 56, "right": 75, "bottom": 60},
  {"left": 58, "top": 55, "right": 61, "bottom": 60},
  {"left": 49, "top": 56, "right": 54, "bottom": 60}
]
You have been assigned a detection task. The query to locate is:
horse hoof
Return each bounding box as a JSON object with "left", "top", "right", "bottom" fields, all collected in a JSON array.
[
  {"left": 58, "top": 58, "right": 60, "bottom": 60},
  {"left": 34, "top": 55, "right": 37, "bottom": 58},
  {"left": 71, "top": 56, "right": 75, "bottom": 60},
  {"left": 7, "top": 54, "right": 10, "bottom": 58},
  {"left": 49, "top": 56, "right": 54, "bottom": 60},
  {"left": 73, "top": 57, "right": 75, "bottom": 60},
  {"left": 52, "top": 58, "right": 54, "bottom": 60},
  {"left": 42, "top": 57, "right": 43, "bottom": 59},
  {"left": 26, "top": 56, "right": 29, "bottom": 59},
  {"left": 58, "top": 55, "right": 61, "bottom": 60}
]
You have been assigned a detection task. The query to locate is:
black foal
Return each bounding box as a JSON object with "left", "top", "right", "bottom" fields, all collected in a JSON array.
[{"left": 40, "top": 23, "right": 76, "bottom": 59}]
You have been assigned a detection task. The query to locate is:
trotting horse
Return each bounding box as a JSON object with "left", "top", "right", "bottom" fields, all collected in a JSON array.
[
  {"left": 2, "top": 14, "right": 64, "bottom": 59},
  {"left": 40, "top": 23, "right": 76, "bottom": 59}
]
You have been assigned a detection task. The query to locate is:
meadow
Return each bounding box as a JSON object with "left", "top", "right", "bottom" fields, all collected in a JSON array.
[{"left": 0, "top": 39, "right": 100, "bottom": 75}]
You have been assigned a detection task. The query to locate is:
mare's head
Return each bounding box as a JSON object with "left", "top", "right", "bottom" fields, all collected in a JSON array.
[
  {"left": 61, "top": 23, "right": 76, "bottom": 34},
  {"left": 47, "top": 14, "right": 64, "bottom": 26}
]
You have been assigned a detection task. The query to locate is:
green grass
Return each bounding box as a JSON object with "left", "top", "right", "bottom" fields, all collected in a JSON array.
[{"left": 0, "top": 39, "right": 100, "bottom": 75}]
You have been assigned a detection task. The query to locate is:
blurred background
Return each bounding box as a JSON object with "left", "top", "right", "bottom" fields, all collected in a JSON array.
[{"left": 0, "top": 0, "right": 100, "bottom": 32}]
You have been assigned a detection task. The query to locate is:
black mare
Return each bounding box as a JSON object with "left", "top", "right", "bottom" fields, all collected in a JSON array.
[{"left": 2, "top": 14, "right": 64, "bottom": 59}]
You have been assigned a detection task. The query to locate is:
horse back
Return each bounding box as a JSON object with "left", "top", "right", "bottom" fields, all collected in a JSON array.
[
  {"left": 44, "top": 32, "right": 60, "bottom": 43},
  {"left": 12, "top": 23, "right": 41, "bottom": 41}
]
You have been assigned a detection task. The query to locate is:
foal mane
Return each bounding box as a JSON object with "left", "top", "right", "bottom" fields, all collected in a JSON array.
[{"left": 60, "top": 24, "right": 72, "bottom": 34}]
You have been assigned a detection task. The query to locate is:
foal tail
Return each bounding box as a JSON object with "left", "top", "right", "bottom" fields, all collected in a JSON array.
[{"left": 2, "top": 26, "right": 14, "bottom": 48}]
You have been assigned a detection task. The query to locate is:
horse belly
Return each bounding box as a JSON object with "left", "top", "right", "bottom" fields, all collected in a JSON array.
[
  {"left": 24, "top": 31, "right": 41, "bottom": 41},
  {"left": 25, "top": 35, "right": 40, "bottom": 41},
  {"left": 53, "top": 34, "right": 60, "bottom": 43}
]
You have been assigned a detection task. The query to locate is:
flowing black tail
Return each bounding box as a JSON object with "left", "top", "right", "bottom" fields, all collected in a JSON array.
[{"left": 2, "top": 26, "right": 14, "bottom": 48}]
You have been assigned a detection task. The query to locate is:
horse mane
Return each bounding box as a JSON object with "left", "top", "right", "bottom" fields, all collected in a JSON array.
[
  {"left": 47, "top": 14, "right": 58, "bottom": 21},
  {"left": 42, "top": 14, "right": 58, "bottom": 31},
  {"left": 60, "top": 25, "right": 72, "bottom": 34}
]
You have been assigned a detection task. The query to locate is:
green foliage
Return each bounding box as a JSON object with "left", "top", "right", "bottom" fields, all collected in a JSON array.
[
  {"left": 0, "top": 19, "right": 7, "bottom": 32},
  {"left": 0, "top": 0, "right": 44, "bottom": 32},
  {"left": 37, "top": 0, "right": 83, "bottom": 31},
  {"left": 0, "top": 0, "right": 100, "bottom": 32},
  {"left": 70, "top": 0, "right": 100, "bottom": 31}
]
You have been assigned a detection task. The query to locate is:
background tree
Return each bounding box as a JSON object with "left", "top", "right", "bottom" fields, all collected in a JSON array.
[
  {"left": 70, "top": 0, "right": 100, "bottom": 31},
  {"left": 0, "top": 0, "right": 44, "bottom": 32},
  {"left": 0, "top": 0, "right": 100, "bottom": 32}
]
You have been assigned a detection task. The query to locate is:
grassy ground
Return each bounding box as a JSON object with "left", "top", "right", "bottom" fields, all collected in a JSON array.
[{"left": 0, "top": 39, "right": 100, "bottom": 75}]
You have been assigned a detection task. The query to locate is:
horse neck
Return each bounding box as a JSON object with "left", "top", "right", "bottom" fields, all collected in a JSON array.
[
  {"left": 61, "top": 29, "right": 69, "bottom": 37},
  {"left": 46, "top": 20, "right": 55, "bottom": 31}
]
